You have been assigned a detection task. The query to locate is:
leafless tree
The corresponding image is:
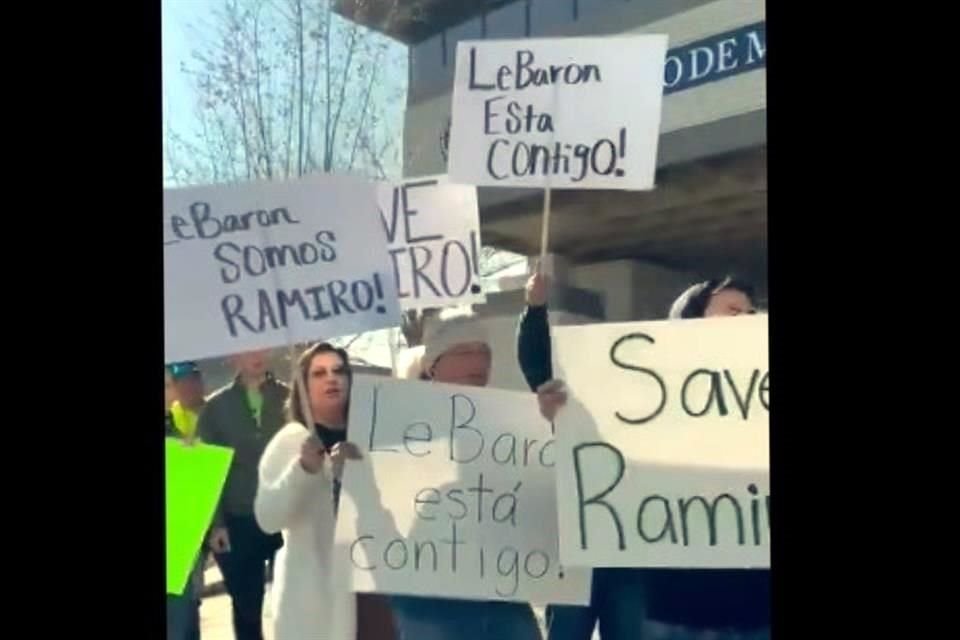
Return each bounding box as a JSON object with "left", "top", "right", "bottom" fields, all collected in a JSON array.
[
  {"left": 165, "top": 0, "right": 526, "bottom": 359},
  {"left": 165, "top": 0, "right": 411, "bottom": 185}
]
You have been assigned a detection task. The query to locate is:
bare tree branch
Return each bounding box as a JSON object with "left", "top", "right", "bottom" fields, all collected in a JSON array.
[
  {"left": 168, "top": 0, "right": 410, "bottom": 183},
  {"left": 348, "top": 50, "right": 380, "bottom": 171},
  {"left": 250, "top": 2, "right": 273, "bottom": 178},
  {"left": 326, "top": 20, "right": 358, "bottom": 171},
  {"left": 322, "top": 0, "right": 333, "bottom": 173},
  {"left": 295, "top": 0, "right": 306, "bottom": 176}
]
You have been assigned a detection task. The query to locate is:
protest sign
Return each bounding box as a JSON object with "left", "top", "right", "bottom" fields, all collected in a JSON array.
[
  {"left": 335, "top": 375, "right": 591, "bottom": 604},
  {"left": 164, "top": 174, "right": 401, "bottom": 362},
  {"left": 552, "top": 315, "right": 769, "bottom": 568},
  {"left": 376, "top": 176, "right": 485, "bottom": 310},
  {"left": 165, "top": 438, "right": 234, "bottom": 595},
  {"left": 448, "top": 35, "right": 667, "bottom": 189}
]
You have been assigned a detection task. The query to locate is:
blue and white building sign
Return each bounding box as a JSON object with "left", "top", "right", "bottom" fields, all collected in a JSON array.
[{"left": 663, "top": 22, "right": 765, "bottom": 95}]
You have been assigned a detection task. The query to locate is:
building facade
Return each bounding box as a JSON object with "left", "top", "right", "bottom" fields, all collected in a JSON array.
[{"left": 337, "top": 0, "right": 767, "bottom": 387}]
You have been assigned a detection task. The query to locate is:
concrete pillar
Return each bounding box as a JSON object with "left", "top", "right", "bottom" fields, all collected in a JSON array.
[{"left": 570, "top": 259, "right": 700, "bottom": 321}]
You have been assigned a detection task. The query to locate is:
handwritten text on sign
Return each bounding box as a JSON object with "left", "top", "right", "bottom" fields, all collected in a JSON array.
[
  {"left": 335, "top": 376, "right": 590, "bottom": 604},
  {"left": 448, "top": 36, "right": 667, "bottom": 189},
  {"left": 164, "top": 175, "right": 401, "bottom": 363},
  {"left": 377, "top": 177, "right": 485, "bottom": 310},
  {"left": 552, "top": 316, "right": 769, "bottom": 568}
]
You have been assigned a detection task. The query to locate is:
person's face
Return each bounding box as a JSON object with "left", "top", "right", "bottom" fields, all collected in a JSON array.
[
  {"left": 172, "top": 373, "right": 205, "bottom": 408},
  {"left": 233, "top": 349, "right": 271, "bottom": 378},
  {"left": 307, "top": 351, "right": 350, "bottom": 416},
  {"left": 430, "top": 342, "right": 492, "bottom": 387},
  {"left": 704, "top": 288, "right": 755, "bottom": 317}
]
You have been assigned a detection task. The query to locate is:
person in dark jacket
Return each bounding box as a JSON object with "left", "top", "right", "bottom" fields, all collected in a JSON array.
[
  {"left": 199, "top": 349, "right": 288, "bottom": 640},
  {"left": 516, "top": 273, "right": 767, "bottom": 640}
]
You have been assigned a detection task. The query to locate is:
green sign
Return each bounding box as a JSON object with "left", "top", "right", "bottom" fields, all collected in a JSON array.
[{"left": 166, "top": 437, "right": 233, "bottom": 595}]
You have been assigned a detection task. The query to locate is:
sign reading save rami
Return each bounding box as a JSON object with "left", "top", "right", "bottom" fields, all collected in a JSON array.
[
  {"left": 164, "top": 174, "right": 401, "bottom": 362},
  {"left": 552, "top": 315, "right": 769, "bottom": 568},
  {"left": 448, "top": 35, "right": 667, "bottom": 189}
]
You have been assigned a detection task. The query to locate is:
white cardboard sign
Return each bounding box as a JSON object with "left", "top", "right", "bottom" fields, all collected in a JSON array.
[
  {"left": 376, "top": 176, "right": 485, "bottom": 310},
  {"left": 335, "top": 375, "right": 591, "bottom": 604},
  {"left": 448, "top": 35, "right": 667, "bottom": 189},
  {"left": 552, "top": 315, "right": 769, "bottom": 568},
  {"left": 164, "top": 174, "right": 401, "bottom": 362}
]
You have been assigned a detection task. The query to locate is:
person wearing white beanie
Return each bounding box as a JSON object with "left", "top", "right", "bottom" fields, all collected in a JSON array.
[
  {"left": 419, "top": 306, "right": 492, "bottom": 386},
  {"left": 388, "top": 306, "right": 542, "bottom": 640},
  {"left": 395, "top": 306, "right": 493, "bottom": 384}
]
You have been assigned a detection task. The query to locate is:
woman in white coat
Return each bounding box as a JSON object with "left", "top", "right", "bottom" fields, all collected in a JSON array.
[{"left": 254, "top": 342, "right": 363, "bottom": 640}]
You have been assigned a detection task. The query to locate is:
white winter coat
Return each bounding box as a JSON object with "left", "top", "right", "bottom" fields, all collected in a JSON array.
[{"left": 255, "top": 423, "right": 356, "bottom": 640}]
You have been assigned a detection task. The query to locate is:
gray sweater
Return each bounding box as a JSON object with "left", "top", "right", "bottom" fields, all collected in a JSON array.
[{"left": 198, "top": 374, "right": 289, "bottom": 526}]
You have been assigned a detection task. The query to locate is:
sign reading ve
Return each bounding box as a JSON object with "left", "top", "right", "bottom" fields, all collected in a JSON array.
[{"left": 376, "top": 177, "right": 485, "bottom": 310}]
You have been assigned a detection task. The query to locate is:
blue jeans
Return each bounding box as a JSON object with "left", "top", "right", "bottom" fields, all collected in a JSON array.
[
  {"left": 392, "top": 595, "right": 542, "bottom": 640},
  {"left": 166, "top": 569, "right": 201, "bottom": 640},
  {"left": 644, "top": 621, "right": 770, "bottom": 640},
  {"left": 546, "top": 568, "right": 646, "bottom": 640},
  {"left": 167, "top": 553, "right": 204, "bottom": 640},
  {"left": 215, "top": 515, "right": 281, "bottom": 640}
]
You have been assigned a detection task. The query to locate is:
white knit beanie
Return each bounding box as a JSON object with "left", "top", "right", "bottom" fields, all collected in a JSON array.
[{"left": 421, "top": 307, "right": 491, "bottom": 373}]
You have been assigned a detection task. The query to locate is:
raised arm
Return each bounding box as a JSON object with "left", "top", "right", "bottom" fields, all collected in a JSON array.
[{"left": 517, "top": 272, "right": 554, "bottom": 391}]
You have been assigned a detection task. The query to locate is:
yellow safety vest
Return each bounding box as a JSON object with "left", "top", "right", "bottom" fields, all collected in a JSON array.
[{"left": 170, "top": 401, "right": 199, "bottom": 440}]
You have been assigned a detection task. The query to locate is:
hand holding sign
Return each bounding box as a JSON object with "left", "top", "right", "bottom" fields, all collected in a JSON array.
[
  {"left": 300, "top": 435, "right": 327, "bottom": 474},
  {"left": 208, "top": 527, "right": 231, "bottom": 554},
  {"left": 330, "top": 441, "right": 363, "bottom": 463},
  {"left": 525, "top": 271, "right": 550, "bottom": 307},
  {"left": 536, "top": 380, "right": 567, "bottom": 423}
]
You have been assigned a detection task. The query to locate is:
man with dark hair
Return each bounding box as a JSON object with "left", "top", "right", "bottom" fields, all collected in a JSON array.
[
  {"left": 199, "top": 350, "right": 288, "bottom": 640},
  {"left": 516, "top": 273, "right": 768, "bottom": 640}
]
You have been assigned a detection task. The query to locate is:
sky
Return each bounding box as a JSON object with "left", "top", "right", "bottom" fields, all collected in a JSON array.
[
  {"left": 161, "top": 0, "right": 409, "bottom": 186},
  {"left": 162, "top": 0, "right": 216, "bottom": 151}
]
